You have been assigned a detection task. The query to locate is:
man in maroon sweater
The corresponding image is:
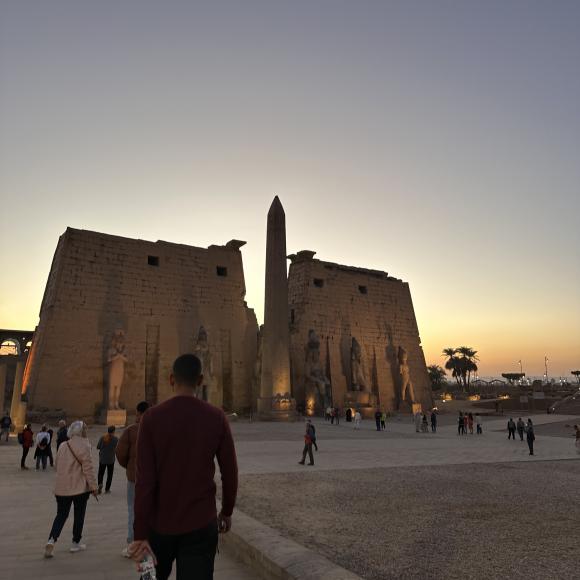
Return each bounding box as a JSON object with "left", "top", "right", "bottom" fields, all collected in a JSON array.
[{"left": 129, "top": 354, "right": 238, "bottom": 579}]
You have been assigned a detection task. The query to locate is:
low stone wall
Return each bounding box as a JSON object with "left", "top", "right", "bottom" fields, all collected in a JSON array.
[{"left": 223, "top": 508, "right": 362, "bottom": 580}]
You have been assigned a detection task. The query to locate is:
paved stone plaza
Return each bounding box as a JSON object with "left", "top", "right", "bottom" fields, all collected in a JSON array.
[
  {"left": 1, "top": 411, "right": 578, "bottom": 579},
  {"left": 0, "top": 432, "right": 254, "bottom": 580}
]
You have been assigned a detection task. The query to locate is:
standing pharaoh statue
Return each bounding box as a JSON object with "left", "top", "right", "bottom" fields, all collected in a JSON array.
[
  {"left": 304, "top": 330, "right": 331, "bottom": 408},
  {"left": 350, "top": 337, "right": 368, "bottom": 391},
  {"left": 107, "top": 329, "right": 128, "bottom": 410},
  {"left": 194, "top": 326, "right": 213, "bottom": 401},
  {"left": 398, "top": 346, "right": 416, "bottom": 407}
]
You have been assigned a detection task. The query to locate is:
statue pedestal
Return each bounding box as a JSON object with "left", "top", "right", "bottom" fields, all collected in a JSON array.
[
  {"left": 257, "top": 396, "right": 299, "bottom": 422},
  {"left": 100, "top": 408, "right": 127, "bottom": 427}
]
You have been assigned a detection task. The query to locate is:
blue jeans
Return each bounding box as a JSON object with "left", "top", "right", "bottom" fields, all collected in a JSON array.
[{"left": 127, "top": 481, "right": 135, "bottom": 544}]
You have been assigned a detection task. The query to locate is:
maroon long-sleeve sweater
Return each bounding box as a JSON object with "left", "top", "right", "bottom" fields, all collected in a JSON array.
[{"left": 133, "top": 395, "right": 238, "bottom": 540}]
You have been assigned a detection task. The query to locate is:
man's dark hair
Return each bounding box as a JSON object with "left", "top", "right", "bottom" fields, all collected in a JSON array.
[
  {"left": 136, "top": 401, "right": 150, "bottom": 414},
  {"left": 172, "top": 354, "right": 202, "bottom": 387},
  {"left": 108, "top": 425, "right": 115, "bottom": 433}
]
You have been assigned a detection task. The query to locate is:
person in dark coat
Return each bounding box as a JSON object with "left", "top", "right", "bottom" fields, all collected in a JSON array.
[
  {"left": 345, "top": 408, "right": 352, "bottom": 422},
  {"left": 97, "top": 426, "right": 119, "bottom": 494},
  {"left": 56, "top": 420, "right": 69, "bottom": 450},
  {"left": 430, "top": 411, "right": 437, "bottom": 433},
  {"left": 526, "top": 419, "right": 535, "bottom": 455},
  {"left": 507, "top": 418, "right": 516, "bottom": 440},
  {"left": 374, "top": 409, "right": 382, "bottom": 432},
  {"left": 20, "top": 424, "right": 34, "bottom": 469}
]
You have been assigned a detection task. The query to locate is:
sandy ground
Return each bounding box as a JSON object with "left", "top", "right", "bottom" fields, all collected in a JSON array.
[{"left": 237, "top": 460, "right": 580, "bottom": 580}]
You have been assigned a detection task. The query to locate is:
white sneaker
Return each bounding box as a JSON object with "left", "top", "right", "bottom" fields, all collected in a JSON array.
[
  {"left": 44, "top": 538, "right": 55, "bottom": 558},
  {"left": 121, "top": 546, "right": 130, "bottom": 558},
  {"left": 70, "top": 542, "right": 86, "bottom": 553}
]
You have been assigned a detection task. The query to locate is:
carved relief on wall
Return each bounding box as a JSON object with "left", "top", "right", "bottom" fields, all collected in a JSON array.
[
  {"left": 398, "top": 346, "right": 416, "bottom": 407},
  {"left": 107, "top": 329, "right": 128, "bottom": 410},
  {"left": 350, "top": 337, "right": 368, "bottom": 391},
  {"left": 304, "top": 329, "right": 331, "bottom": 409},
  {"left": 194, "top": 325, "right": 213, "bottom": 401}
]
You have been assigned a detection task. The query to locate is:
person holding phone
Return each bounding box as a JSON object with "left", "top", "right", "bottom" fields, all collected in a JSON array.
[
  {"left": 44, "top": 421, "right": 98, "bottom": 558},
  {"left": 129, "top": 354, "right": 238, "bottom": 580}
]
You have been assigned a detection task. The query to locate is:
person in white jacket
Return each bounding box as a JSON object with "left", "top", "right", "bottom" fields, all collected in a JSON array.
[
  {"left": 354, "top": 410, "right": 362, "bottom": 430},
  {"left": 35, "top": 425, "right": 51, "bottom": 470}
]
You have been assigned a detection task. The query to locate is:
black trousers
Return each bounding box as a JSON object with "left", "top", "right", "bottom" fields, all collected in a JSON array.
[
  {"left": 527, "top": 439, "right": 534, "bottom": 455},
  {"left": 49, "top": 492, "right": 90, "bottom": 543},
  {"left": 301, "top": 443, "right": 314, "bottom": 464},
  {"left": 150, "top": 521, "right": 218, "bottom": 580},
  {"left": 21, "top": 447, "right": 30, "bottom": 467},
  {"left": 375, "top": 419, "right": 381, "bottom": 431},
  {"left": 518, "top": 429, "right": 524, "bottom": 441},
  {"left": 47, "top": 446, "right": 54, "bottom": 466},
  {"left": 98, "top": 463, "right": 114, "bottom": 491},
  {"left": 508, "top": 429, "right": 515, "bottom": 440}
]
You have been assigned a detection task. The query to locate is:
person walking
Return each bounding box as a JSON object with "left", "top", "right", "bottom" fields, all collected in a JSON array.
[
  {"left": 20, "top": 424, "right": 34, "bottom": 469},
  {"left": 468, "top": 413, "right": 474, "bottom": 434},
  {"left": 299, "top": 420, "right": 315, "bottom": 466},
  {"left": 374, "top": 409, "right": 382, "bottom": 432},
  {"left": 46, "top": 426, "right": 55, "bottom": 467},
  {"left": 421, "top": 413, "right": 429, "bottom": 433},
  {"left": 463, "top": 413, "right": 468, "bottom": 435},
  {"left": 381, "top": 411, "right": 387, "bottom": 431},
  {"left": 325, "top": 406, "right": 332, "bottom": 422},
  {"left": 97, "top": 426, "right": 118, "bottom": 494},
  {"left": 430, "top": 410, "right": 437, "bottom": 433},
  {"left": 476, "top": 414, "right": 483, "bottom": 434},
  {"left": 415, "top": 411, "right": 422, "bottom": 433},
  {"left": 116, "top": 400, "right": 149, "bottom": 557},
  {"left": 517, "top": 417, "right": 526, "bottom": 441},
  {"left": 335, "top": 407, "right": 341, "bottom": 425},
  {"left": 35, "top": 425, "right": 51, "bottom": 470},
  {"left": 354, "top": 410, "right": 362, "bottom": 430},
  {"left": 0, "top": 412, "right": 11, "bottom": 442},
  {"left": 309, "top": 420, "right": 318, "bottom": 451},
  {"left": 507, "top": 418, "right": 516, "bottom": 440},
  {"left": 56, "top": 420, "right": 69, "bottom": 450},
  {"left": 44, "top": 421, "right": 98, "bottom": 558},
  {"left": 129, "top": 355, "right": 238, "bottom": 580},
  {"left": 457, "top": 412, "right": 464, "bottom": 436},
  {"left": 574, "top": 425, "right": 580, "bottom": 455},
  {"left": 345, "top": 408, "right": 352, "bottom": 422},
  {"left": 330, "top": 407, "right": 335, "bottom": 425},
  {"left": 526, "top": 419, "right": 535, "bottom": 455}
]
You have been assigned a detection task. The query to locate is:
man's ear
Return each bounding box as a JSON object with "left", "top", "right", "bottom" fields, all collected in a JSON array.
[
  {"left": 169, "top": 373, "right": 176, "bottom": 389},
  {"left": 197, "top": 374, "right": 204, "bottom": 387}
]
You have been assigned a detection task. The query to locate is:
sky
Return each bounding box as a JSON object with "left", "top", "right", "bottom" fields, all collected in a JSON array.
[{"left": 1, "top": 0, "right": 579, "bottom": 378}]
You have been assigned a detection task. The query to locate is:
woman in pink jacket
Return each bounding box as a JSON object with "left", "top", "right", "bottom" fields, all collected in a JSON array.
[{"left": 44, "top": 421, "right": 98, "bottom": 558}]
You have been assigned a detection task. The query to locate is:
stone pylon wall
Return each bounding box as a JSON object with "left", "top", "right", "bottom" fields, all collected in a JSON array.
[
  {"left": 24, "top": 228, "right": 258, "bottom": 421},
  {"left": 288, "top": 253, "right": 432, "bottom": 413}
]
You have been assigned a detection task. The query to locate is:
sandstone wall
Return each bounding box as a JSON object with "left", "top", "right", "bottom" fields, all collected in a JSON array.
[
  {"left": 288, "top": 252, "right": 432, "bottom": 413},
  {"left": 24, "top": 228, "right": 258, "bottom": 420}
]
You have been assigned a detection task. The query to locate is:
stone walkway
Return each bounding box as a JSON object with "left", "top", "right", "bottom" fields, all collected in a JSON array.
[
  {"left": 0, "top": 434, "right": 254, "bottom": 580},
  {"left": 231, "top": 412, "right": 580, "bottom": 474},
  {"left": 1, "top": 411, "right": 578, "bottom": 579}
]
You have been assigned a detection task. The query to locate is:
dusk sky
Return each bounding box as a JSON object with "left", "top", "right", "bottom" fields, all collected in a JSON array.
[{"left": 1, "top": 1, "right": 579, "bottom": 378}]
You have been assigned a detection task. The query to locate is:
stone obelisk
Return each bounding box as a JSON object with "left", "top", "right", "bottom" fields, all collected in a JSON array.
[{"left": 257, "top": 196, "right": 295, "bottom": 419}]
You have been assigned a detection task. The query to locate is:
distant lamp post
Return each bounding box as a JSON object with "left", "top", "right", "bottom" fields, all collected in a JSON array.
[
  {"left": 518, "top": 360, "right": 523, "bottom": 374},
  {"left": 544, "top": 356, "right": 549, "bottom": 384}
]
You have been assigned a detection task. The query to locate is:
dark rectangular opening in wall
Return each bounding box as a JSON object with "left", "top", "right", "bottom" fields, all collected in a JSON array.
[
  {"left": 313, "top": 278, "right": 324, "bottom": 288},
  {"left": 290, "top": 309, "right": 295, "bottom": 323},
  {"left": 358, "top": 285, "right": 368, "bottom": 294},
  {"left": 148, "top": 255, "right": 159, "bottom": 266},
  {"left": 216, "top": 266, "right": 228, "bottom": 277}
]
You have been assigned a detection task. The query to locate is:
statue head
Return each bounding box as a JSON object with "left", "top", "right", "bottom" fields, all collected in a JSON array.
[
  {"left": 398, "top": 346, "right": 408, "bottom": 364},
  {"left": 196, "top": 325, "right": 208, "bottom": 345}
]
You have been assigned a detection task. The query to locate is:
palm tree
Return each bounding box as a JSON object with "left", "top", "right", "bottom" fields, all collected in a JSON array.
[
  {"left": 427, "top": 365, "right": 446, "bottom": 390},
  {"left": 456, "top": 346, "right": 479, "bottom": 390},
  {"left": 442, "top": 348, "right": 461, "bottom": 387}
]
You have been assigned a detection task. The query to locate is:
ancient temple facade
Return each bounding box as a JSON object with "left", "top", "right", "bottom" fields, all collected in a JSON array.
[
  {"left": 15, "top": 199, "right": 431, "bottom": 425},
  {"left": 20, "top": 228, "right": 258, "bottom": 422},
  {"left": 288, "top": 251, "right": 431, "bottom": 416}
]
